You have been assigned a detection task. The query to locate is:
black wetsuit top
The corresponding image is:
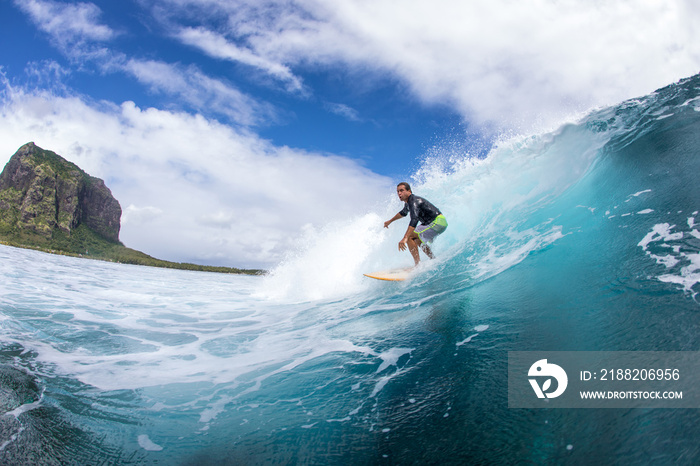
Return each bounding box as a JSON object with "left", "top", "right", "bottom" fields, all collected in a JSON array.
[{"left": 399, "top": 194, "right": 442, "bottom": 228}]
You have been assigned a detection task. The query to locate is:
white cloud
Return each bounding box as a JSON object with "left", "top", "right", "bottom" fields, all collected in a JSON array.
[
  {"left": 176, "top": 27, "right": 305, "bottom": 93},
  {"left": 14, "top": 0, "right": 116, "bottom": 58},
  {"left": 121, "top": 205, "right": 163, "bottom": 227},
  {"left": 16, "top": 0, "right": 700, "bottom": 132},
  {"left": 15, "top": 0, "right": 115, "bottom": 41},
  {"left": 12, "top": 1, "right": 280, "bottom": 127},
  {"left": 0, "top": 83, "right": 392, "bottom": 268},
  {"left": 156, "top": 0, "right": 700, "bottom": 132},
  {"left": 324, "top": 102, "right": 361, "bottom": 122},
  {"left": 123, "top": 59, "right": 278, "bottom": 126}
]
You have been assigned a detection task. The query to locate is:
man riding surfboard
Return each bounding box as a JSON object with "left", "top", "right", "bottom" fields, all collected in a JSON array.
[{"left": 384, "top": 182, "right": 448, "bottom": 266}]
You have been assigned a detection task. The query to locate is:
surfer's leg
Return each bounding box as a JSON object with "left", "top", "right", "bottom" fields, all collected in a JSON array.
[
  {"left": 407, "top": 234, "right": 421, "bottom": 265},
  {"left": 421, "top": 243, "right": 435, "bottom": 259},
  {"left": 413, "top": 227, "right": 434, "bottom": 260}
]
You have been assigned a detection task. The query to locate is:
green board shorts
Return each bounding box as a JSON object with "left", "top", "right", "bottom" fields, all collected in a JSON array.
[{"left": 416, "top": 214, "right": 448, "bottom": 244}]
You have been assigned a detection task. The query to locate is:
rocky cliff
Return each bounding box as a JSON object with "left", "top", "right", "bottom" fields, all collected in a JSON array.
[{"left": 0, "top": 142, "right": 122, "bottom": 244}]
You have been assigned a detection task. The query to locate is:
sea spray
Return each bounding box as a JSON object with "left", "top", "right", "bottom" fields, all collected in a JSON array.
[
  {"left": 259, "top": 213, "right": 394, "bottom": 302},
  {"left": 259, "top": 115, "right": 610, "bottom": 302}
]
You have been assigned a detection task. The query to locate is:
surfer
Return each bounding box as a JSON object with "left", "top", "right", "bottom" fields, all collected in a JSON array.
[{"left": 384, "top": 182, "right": 448, "bottom": 266}]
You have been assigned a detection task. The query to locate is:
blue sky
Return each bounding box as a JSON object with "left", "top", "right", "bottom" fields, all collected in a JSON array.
[
  {"left": 1, "top": 0, "right": 699, "bottom": 268},
  {"left": 0, "top": 0, "right": 463, "bottom": 178}
]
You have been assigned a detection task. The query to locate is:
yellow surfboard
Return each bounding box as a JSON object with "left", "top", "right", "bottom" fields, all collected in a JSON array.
[{"left": 363, "top": 268, "right": 413, "bottom": 282}]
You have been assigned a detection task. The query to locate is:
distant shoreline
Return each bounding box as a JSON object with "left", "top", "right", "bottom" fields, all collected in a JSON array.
[{"left": 0, "top": 240, "right": 266, "bottom": 276}]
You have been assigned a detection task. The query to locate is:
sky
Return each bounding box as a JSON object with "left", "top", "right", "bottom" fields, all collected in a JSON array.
[{"left": 0, "top": 0, "right": 699, "bottom": 268}]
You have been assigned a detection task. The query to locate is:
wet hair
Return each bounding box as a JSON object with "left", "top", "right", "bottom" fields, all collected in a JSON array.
[{"left": 397, "top": 182, "right": 411, "bottom": 192}]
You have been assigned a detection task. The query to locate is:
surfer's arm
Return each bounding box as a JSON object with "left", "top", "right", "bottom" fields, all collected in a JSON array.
[{"left": 384, "top": 212, "right": 404, "bottom": 228}]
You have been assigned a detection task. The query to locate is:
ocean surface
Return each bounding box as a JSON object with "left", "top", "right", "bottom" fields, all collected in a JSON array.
[{"left": 2, "top": 74, "right": 700, "bottom": 464}]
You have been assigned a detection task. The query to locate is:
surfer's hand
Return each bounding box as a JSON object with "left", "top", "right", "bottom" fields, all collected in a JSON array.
[
  {"left": 399, "top": 238, "right": 408, "bottom": 251},
  {"left": 384, "top": 220, "right": 391, "bottom": 228}
]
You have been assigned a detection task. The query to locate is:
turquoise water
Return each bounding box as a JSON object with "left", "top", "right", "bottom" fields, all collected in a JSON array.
[{"left": 1, "top": 75, "right": 700, "bottom": 464}]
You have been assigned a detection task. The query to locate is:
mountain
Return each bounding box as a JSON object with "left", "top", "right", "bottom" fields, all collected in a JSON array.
[
  {"left": 0, "top": 143, "right": 262, "bottom": 275},
  {"left": 0, "top": 142, "right": 121, "bottom": 246}
]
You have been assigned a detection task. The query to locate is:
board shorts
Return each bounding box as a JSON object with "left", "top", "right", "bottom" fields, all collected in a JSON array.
[{"left": 416, "top": 214, "right": 448, "bottom": 244}]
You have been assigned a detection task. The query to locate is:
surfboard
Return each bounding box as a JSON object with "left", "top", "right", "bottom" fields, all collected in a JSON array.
[{"left": 363, "top": 268, "right": 413, "bottom": 282}]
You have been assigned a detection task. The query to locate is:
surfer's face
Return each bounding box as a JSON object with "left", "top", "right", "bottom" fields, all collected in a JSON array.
[{"left": 397, "top": 185, "right": 411, "bottom": 202}]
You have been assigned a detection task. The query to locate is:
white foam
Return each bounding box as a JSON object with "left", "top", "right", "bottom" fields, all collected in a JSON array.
[
  {"left": 638, "top": 223, "right": 683, "bottom": 250},
  {"left": 456, "top": 334, "right": 479, "bottom": 346},
  {"left": 199, "top": 396, "right": 232, "bottom": 423},
  {"left": 370, "top": 376, "right": 392, "bottom": 398},
  {"left": 137, "top": 434, "right": 163, "bottom": 452},
  {"left": 257, "top": 213, "right": 394, "bottom": 302},
  {"left": 648, "top": 254, "right": 680, "bottom": 269},
  {"left": 368, "top": 348, "right": 414, "bottom": 398},
  {"left": 473, "top": 226, "right": 564, "bottom": 281},
  {"left": 1, "top": 245, "right": 399, "bottom": 392},
  {"left": 3, "top": 399, "right": 42, "bottom": 419},
  {"left": 376, "top": 348, "right": 413, "bottom": 373},
  {"left": 639, "top": 223, "right": 700, "bottom": 298},
  {"left": 456, "top": 325, "right": 490, "bottom": 346},
  {"left": 326, "top": 416, "right": 351, "bottom": 423},
  {"left": 630, "top": 189, "right": 652, "bottom": 198},
  {"left": 659, "top": 253, "right": 700, "bottom": 296}
]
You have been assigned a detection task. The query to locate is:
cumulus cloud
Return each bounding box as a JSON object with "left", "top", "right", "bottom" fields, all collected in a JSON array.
[
  {"left": 155, "top": 0, "right": 700, "bottom": 132},
  {"left": 0, "top": 83, "right": 392, "bottom": 268}
]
